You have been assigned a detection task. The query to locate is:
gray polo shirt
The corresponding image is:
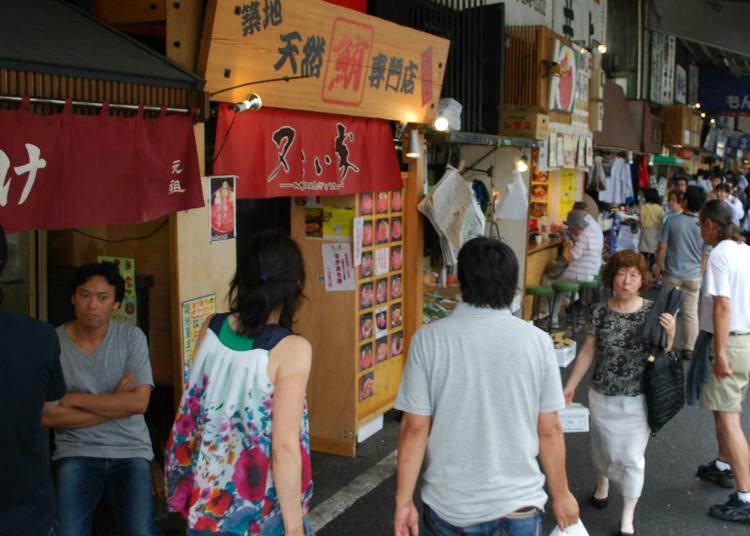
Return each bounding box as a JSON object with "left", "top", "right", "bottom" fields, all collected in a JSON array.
[
  {"left": 657, "top": 212, "right": 704, "bottom": 279},
  {"left": 395, "top": 304, "right": 565, "bottom": 526},
  {"left": 53, "top": 321, "right": 154, "bottom": 460}
]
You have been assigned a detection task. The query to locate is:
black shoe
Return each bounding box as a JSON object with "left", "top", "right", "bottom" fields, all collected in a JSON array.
[
  {"left": 589, "top": 492, "right": 609, "bottom": 509},
  {"left": 697, "top": 460, "right": 735, "bottom": 489},
  {"left": 709, "top": 492, "right": 750, "bottom": 523}
]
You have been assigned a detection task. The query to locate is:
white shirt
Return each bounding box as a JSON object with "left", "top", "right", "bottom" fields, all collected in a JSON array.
[
  {"left": 725, "top": 197, "right": 744, "bottom": 227},
  {"left": 562, "top": 221, "right": 604, "bottom": 282},
  {"left": 699, "top": 240, "right": 750, "bottom": 334}
]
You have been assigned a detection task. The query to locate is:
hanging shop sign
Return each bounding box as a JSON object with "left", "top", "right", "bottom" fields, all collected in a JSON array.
[
  {"left": 549, "top": 39, "right": 578, "bottom": 113},
  {"left": 688, "top": 64, "right": 700, "bottom": 106},
  {"left": 200, "top": 0, "right": 450, "bottom": 124},
  {"left": 649, "top": 32, "right": 676, "bottom": 105},
  {"left": 675, "top": 64, "right": 687, "bottom": 104},
  {"left": 213, "top": 105, "right": 402, "bottom": 198},
  {"left": 551, "top": 0, "right": 607, "bottom": 45},
  {"left": 497, "top": 0, "right": 553, "bottom": 27},
  {"left": 699, "top": 66, "right": 750, "bottom": 115},
  {"left": 0, "top": 99, "right": 203, "bottom": 234}
]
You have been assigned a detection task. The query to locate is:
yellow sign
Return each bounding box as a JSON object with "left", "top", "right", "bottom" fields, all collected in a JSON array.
[
  {"left": 181, "top": 294, "right": 217, "bottom": 388},
  {"left": 200, "top": 0, "right": 450, "bottom": 123},
  {"left": 559, "top": 169, "right": 577, "bottom": 195},
  {"left": 559, "top": 195, "right": 576, "bottom": 221},
  {"left": 323, "top": 205, "right": 354, "bottom": 239}
]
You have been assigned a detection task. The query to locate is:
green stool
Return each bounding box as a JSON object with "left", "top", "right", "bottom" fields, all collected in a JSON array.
[
  {"left": 526, "top": 285, "right": 554, "bottom": 332},
  {"left": 551, "top": 281, "right": 581, "bottom": 337},
  {"left": 580, "top": 276, "right": 600, "bottom": 306}
]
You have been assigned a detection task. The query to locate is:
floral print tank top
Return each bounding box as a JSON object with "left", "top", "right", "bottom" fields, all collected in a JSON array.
[{"left": 165, "top": 314, "right": 313, "bottom": 535}]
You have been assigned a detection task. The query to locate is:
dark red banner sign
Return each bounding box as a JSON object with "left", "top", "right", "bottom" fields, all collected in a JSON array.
[
  {"left": 213, "top": 105, "right": 403, "bottom": 198},
  {"left": 0, "top": 99, "right": 203, "bottom": 234}
]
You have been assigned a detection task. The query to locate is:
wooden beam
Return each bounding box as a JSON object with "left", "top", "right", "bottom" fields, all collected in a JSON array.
[
  {"left": 97, "top": 0, "right": 166, "bottom": 24},
  {"left": 403, "top": 134, "right": 424, "bottom": 358}
]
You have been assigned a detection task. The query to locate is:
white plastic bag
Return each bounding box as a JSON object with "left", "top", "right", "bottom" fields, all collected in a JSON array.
[
  {"left": 549, "top": 519, "right": 590, "bottom": 536},
  {"left": 496, "top": 171, "right": 528, "bottom": 221}
]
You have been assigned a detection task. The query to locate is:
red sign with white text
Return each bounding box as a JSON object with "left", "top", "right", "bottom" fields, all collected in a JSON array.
[
  {"left": 0, "top": 100, "right": 203, "bottom": 234},
  {"left": 213, "top": 105, "right": 403, "bottom": 198}
]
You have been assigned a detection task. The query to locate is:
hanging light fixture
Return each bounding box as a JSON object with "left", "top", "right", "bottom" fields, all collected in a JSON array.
[
  {"left": 406, "top": 130, "right": 421, "bottom": 159},
  {"left": 231, "top": 93, "right": 263, "bottom": 112},
  {"left": 515, "top": 154, "right": 529, "bottom": 172}
]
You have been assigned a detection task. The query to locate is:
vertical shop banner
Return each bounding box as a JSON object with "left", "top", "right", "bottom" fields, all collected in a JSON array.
[
  {"left": 181, "top": 294, "right": 217, "bottom": 387},
  {"left": 688, "top": 64, "right": 700, "bottom": 107},
  {"left": 322, "top": 243, "right": 355, "bottom": 291},
  {"left": 552, "top": 0, "right": 607, "bottom": 45},
  {"left": 201, "top": 0, "right": 449, "bottom": 124},
  {"left": 549, "top": 40, "right": 578, "bottom": 113},
  {"left": 97, "top": 256, "right": 137, "bottom": 326},
  {"left": 675, "top": 65, "right": 687, "bottom": 104},
  {"left": 214, "top": 106, "right": 403, "bottom": 198},
  {"left": 650, "top": 32, "right": 676, "bottom": 105},
  {"left": 0, "top": 100, "right": 203, "bottom": 234},
  {"left": 209, "top": 176, "right": 236, "bottom": 242}
]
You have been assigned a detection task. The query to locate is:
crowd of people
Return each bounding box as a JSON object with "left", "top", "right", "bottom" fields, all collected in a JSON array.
[{"left": 1, "top": 164, "right": 749, "bottom": 536}]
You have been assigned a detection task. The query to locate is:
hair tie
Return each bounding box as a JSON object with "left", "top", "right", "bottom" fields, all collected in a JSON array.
[{"left": 259, "top": 274, "right": 269, "bottom": 283}]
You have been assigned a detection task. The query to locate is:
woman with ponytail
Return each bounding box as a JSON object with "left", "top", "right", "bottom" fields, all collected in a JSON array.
[{"left": 165, "top": 231, "right": 314, "bottom": 536}]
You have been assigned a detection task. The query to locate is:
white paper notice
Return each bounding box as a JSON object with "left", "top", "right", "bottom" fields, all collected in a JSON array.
[
  {"left": 374, "top": 247, "right": 389, "bottom": 276},
  {"left": 322, "top": 243, "right": 355, "bottom": 292},
  {"left": 353, "top": 217, "right": 364, "bottom": 266}
]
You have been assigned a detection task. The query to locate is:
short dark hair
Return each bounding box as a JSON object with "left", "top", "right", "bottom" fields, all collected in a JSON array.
[
  {"left": 643, "top": 188, "right": 661, "bottom": 205},
  {"left": 667, "top": 189, "right": 684, "bottom": 204},
  {"left": 72, "top": 262, "right": 126, "bottom": 303},
  {"left": 675, "top": 175, "right": 689, "bottom": 185},
  {"left": 572, "top": 201, "right": 588, "bottom": 211},
  {"left": 602, "top": 250, "right": 653, "bottom": 292},
  {"left": 229, "top": 231, "right": 306, "bottom": 336},
  {"left": 684, "top": 185, "right": 706, "bottom": 213},
  {"left": 701, "top": 199, "right": 745, "bottom": 243},
  {"left": 716, "top": 182, "right": 731, "bottom": 194},
  {"left": 458, "top": 237, "right": 518, "bottom": 309}
]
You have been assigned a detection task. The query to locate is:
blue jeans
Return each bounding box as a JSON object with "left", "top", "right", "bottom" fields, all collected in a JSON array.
[
  {"left": 422, "top": 503, "right": 542, "bottom": 536},
  {"left": 186, "top": 514, "right": 315, "bottom": 536},
  {"left": 55, "top": 457, "right": 163, "bottom": 536}
]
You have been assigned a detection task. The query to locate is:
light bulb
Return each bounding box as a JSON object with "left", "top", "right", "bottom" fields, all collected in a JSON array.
[
  {"left": 232, "top": 93, "right": 263, "bottom": 112},
  {"left": 433, "top": 116, "right": 450, "bottom": 132},
  {"left": 597, "top": 43, "right": 608, "bottom": 54},
  {"left": 516, "top": 157, "right": 529, "bottom": 173},
  {"left": 700, "top": 112, "right": 706, "bottom": 118},
  {"left": 694, "top": 102, "right": 701, "bottom": 110}
]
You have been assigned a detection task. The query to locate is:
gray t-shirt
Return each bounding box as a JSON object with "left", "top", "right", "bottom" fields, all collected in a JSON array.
[
  {"left": 395, "top": 304, "right": 565, "bottom": 526},
  {"left": 53, "top": 321, "right": 154, "bottom": 460},
  {"left": 657, "top": 212, "right": 704, "bottom": 279}
]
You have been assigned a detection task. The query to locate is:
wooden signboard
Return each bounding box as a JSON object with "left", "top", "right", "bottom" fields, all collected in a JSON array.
[{"left": 199, "top": 0, "right": 450, "bottom": 123}]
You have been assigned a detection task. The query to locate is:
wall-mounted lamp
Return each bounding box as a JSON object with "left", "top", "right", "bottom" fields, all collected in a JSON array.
[
  {"left": 406, "top": 130, "right": 421, "bottom": 159},
  {"left": 597, "top": 43, "right": 608, "bottom": 54},
  {"left": 515, "top": 154, "right": 529, "bottom": 173},
  {"left": 542, "top": 60, "right": 562, "bottom": 78},
  {"left": 700, "top": 112, "right": 706, "bottom": 118},
  {"left": 693, "top": 102, "right": 701, "bottom": 110},
  {"left": 433, "top": 116, "right": 450, "bottom": 132},
  {"left": 231, "top": 93, "right": 262, "bottom": 112}
]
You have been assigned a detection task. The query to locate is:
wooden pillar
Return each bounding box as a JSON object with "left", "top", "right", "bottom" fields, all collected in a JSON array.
[{"left": 403, "top": 130, "right": 425, "bottom": 354}]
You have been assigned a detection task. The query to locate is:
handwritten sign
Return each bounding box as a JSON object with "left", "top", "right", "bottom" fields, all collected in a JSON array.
[
  {"left": 322, "top": 243, "right": 355, "bottom": 291},
  {"left": 181, "top": 294, "right": 217, "bottom": 387},
  {"left": 200, "top": 0, "right": 450, "bottom": 123}
]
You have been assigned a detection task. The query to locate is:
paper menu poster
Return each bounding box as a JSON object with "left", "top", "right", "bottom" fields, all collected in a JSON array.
[
  {"left": 322, "top": 243, "right": 355, "bottom": 292},
  {"left": 353, "top": 217, "right": 364, "bottom": 266}
]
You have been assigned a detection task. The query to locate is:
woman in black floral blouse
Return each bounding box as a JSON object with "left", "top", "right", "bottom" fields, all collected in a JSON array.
[{"left": 564, "top": 250, "right": 676, "bottom": 536}]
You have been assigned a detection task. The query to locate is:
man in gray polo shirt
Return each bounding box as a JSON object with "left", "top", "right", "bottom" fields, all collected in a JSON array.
[
  {"left": 656, "top": 185, "right": 708, "bottom": 360},
  {"left": 394, "top": 237, "right": 579, "bottom": 536},
  {"left": 42, "top": 262, "right": 162, "bottom": 536}
]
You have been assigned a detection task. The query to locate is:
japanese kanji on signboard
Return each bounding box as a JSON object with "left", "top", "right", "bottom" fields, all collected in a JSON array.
[
  {"left": 213, "top": 105, "right": 403, "bottom": 198},
  {"left": 201, "top": 0, "right": 449, "bottom": 123}
]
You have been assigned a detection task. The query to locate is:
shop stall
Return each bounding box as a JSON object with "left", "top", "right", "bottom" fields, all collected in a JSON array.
[{"left": 200, "top": 0, "right": 448, "bottom": 456}]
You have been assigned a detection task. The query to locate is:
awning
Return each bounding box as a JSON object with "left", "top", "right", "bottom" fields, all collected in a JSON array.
[
  {"left": 213, "top": 106, "right": 403, "bottom": 198},
  {"left": 593, "top": 81, "right": 641, "bottom": 152},
  {"left": 0, "top": 0, "right": 204, "bottom": 91},
  {"left": 0, "top": 99, "right": 204, "bottom": 234}
]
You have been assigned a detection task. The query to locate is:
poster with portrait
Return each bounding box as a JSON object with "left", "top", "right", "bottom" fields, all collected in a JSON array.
[{"left": 209, "top": 176, "right": 236, "bottom": 242}]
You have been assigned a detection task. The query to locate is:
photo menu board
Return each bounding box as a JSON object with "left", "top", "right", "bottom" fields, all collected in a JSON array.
[{"left": 355, "top": 189, "right": 406, "bottom": 419}]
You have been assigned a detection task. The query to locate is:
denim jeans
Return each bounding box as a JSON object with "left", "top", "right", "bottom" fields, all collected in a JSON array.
[
  {"left": 421, "top": 503, "right": 542, "bottom": 536},
  {"left": 55, "top": 457, "right": 163, "bottom": 536},
  {"left": 186, "top": 514, "right": 315, "bottom": 536}
]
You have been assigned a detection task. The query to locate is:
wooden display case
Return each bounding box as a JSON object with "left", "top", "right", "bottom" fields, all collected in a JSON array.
[{"left": 291, "top": 189, "right": 406, "bottom": 457}]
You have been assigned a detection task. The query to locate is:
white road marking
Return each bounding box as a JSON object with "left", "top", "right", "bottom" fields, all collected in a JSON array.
[{"left": 308, "top": 449, "right": 398, "bottom": 532}]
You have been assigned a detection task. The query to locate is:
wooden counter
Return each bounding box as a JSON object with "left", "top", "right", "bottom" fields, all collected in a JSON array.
[{"left": 522, "top": 239, "right": 564, "bottom": 320}]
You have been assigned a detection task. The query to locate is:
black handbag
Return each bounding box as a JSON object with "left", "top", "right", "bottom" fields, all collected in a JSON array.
[{"left": 644, "top": 349, "right": 685, "bottom": 434}]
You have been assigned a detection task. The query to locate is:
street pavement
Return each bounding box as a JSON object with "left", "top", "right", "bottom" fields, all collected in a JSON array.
[{"left": 311, "top": 362, "right": 750, "bottom": 536}]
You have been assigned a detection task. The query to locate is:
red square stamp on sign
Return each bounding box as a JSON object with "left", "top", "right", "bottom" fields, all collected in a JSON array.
[{"left": 321, "top": 17, "right": 375, "bottom": 106}]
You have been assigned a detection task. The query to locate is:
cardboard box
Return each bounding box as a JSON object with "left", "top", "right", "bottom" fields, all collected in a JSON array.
[
  {"left": 560, "top": 402, "right": 590, "bottom": 433},
  {"left": 501, "top": 105, "right": 550, "bottom": 140},
  {"left": 555, "top": 340, "right": 576, "bottom": 367}
]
